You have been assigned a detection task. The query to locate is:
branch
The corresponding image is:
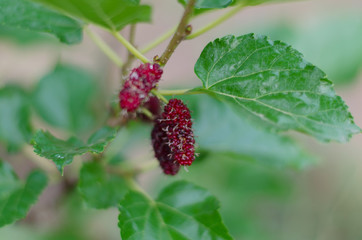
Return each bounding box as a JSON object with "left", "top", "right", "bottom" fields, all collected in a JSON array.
[
  {"left": 122, "top": 24, "right": 137, "bottom": 76},
  {"left": 140, "top": 26, "right": 177, "bottom": 54},
  {"left": 158, "top": 0, "right": 196, "bottom": 66},
  {"left": 85, "top": 26, "right": 123, "bottom": 67},
  {"left": 112, "top": 31, "right": 150, "bottom": 63},
  {"left": 187, "top": 4, "right": 245, "bottom": 40}
]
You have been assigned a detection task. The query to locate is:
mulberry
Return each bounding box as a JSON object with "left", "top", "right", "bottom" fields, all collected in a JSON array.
[
  {"left": 151, "top": 99, "right": 195, "bottom": 172},
  {"left": 151, "top": 122, "right": 180, "bottom": 175},
  {"left": 119, "top": 63, "right": 163, "bottom": 112}
]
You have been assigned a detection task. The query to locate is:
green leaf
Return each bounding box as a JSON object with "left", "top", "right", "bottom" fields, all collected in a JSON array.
[
  {"left": 178, "top": 0, "right": 232, "bottom": 16},
  {"left": 32, "top": 64, "right": 99, "bottom": 133},
  {"left": 0, "top": 0, "right": 82, "bottom": 44},
  {"left": 178, "top": 0, "right": 232, "bottom": 9},
  {"left": 78, "top": 161, "right": 128, "bottom": 209},
  {"left": 0, "top": 26, "right": 56, "bottom": 45},
  {"left": 194, "top": 34, "right": 360, "bottom": 142},
  {"left": 30, "top": 0, "right": 151, "bottom": 31},
  {"left": 32, "top": 127, "right": 117, "bottom": 173},
  {"left": 0, "top": 160, "right": 48, "bottom": 227},
  {"left": 0, "top": 85, "right": 32, "bottom": 152},
  {"left": 119, "top": 181, "right": 232, "bottom": 240},
  {"left": 185, "top": 95, "right": 314, "bottom": 168},
  {"left": 0, "top": 161, "right": 20, "bottom": 199},
  {"left": 232, "top": 0, "right": 293, "bottom": 6}
]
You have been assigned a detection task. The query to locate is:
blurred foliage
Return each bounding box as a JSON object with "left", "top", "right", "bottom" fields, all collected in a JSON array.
[
  {"left": 256, "top": 14, "right": 362, "bottom": 85},
  {"left": 32, "top": 64, "right": 103, "bottom": 134},
  {"left": 182, "top": 94, "right": 315, "bottom": 168},
  {"left": 0, "top": 26, "right": 56, "bottom": 45},
  {"left": 151, "top": 152, "right": 295, "bottom": 239},
  {"left": 0, "top": 86, "right": 32, "bottom": 152},
  {"left": 0, "top": 0, "right": 83, "bottom": 44}
]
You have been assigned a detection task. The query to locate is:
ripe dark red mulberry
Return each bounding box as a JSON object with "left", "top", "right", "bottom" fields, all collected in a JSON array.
[
  {"left": 151, "top": 99, "right": 195, "bottom": 169},
  {"left": 151, "top": 122, "right": 180, "bottom": 175},
  {"left": 119, "top": 63, "right": 163, "bottom": 112}
]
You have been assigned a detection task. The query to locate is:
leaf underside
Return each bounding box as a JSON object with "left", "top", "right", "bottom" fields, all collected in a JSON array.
[
  {"left": 184, "top": 95, "right": 314, "bottom": 169},
  {"left": 30, "top": 0, "right": 151, "bottom": 31}
]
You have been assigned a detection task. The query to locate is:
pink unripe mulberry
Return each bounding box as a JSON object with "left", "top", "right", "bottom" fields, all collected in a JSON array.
[{"left": 119, "top": 63, "right": 163, "bottom": 112}]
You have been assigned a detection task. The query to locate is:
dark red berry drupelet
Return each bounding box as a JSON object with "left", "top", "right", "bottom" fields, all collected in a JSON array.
[
  {"left": 151, "top": 121, "right": 180, "bottom": 175},
  {"left": 119, "top": 63, "right": 163, "bottom": 112},
  {"left": 151, "top": 99, "right": 195, "bottom": 173},
  {"left": 119, "top": 88, "right": 141, "bottom": 112},
  {"left": 162, "top": 99, "right": 195, "bottom": 166}
]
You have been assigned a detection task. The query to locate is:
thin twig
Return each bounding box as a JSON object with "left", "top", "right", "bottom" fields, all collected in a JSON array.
[
  {"left": 187, "top": 4, "right": 245, "bottom": 39},
  {"left": 158, "top": 88, "right": 204, "bottom": 96},
  {"left": 122, "top": 24, "right": 137, "bottom": 76},
  {"left": 112, "top": 31, "right": 150, "bottom": 63},
  {"left": 85, "top": 26, "right": 123, "bottom": 67},
  {"left": 140, "top": 26, "right": 177, "bottom": 54},
  {"left": 158, "top": 0, "right": 196, "bottom": 66},
  {"left": 151, "top": 89, "right": 168, "bottom": 104}
]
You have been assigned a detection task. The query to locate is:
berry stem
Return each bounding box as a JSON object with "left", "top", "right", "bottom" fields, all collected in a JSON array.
[
  {"left": 85, "top": 26, "right": 123, "bottom": 67},
  {"left": 122, "top": 24, "right": 137, "bottom": 76},
  {"left": 112, "top": 31, "right": 150, "bottom": 63},
  {"left": 124, "top": 177, "right": 154, "bottom": 201},
  {"left": 151, "top": 89, "right": 169, "bottom": 104},
  {"left": 158, "top": 88, "right": 204, "bottom": 96},
  {"left": 158, "top": 0, "right": 196, "bottom": 66},
  {"left": 136, "top": 159, "right": 159, "bottom": 174},
  {"left": 187, "top": 3, "right": 246, "bottom": 40},
  {"left": 140, "top": 26, "right": 177, "bottom": 54},
  {"left": 139, "top": 107, "right": 153, "bottom": 119}
]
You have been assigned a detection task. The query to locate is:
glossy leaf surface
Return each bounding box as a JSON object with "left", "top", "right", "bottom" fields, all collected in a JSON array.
[
  {"left": 194, "top": 34, "right": 360, "bottom": 142},
  {"left": 32, "top": 127, "right": 117, "bottom": 173}
]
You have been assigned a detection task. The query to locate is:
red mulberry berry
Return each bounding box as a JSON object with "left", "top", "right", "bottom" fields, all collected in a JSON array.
[
  {"left": 119, "top": 63, "right": 163, "bottom": 112},
  {"left": 151, "top": 122, "right": 180, "bottom": 175},
  {"left": 119, "top": 88, "right": 141, "bottom": 112},
  {"left": 129, "top": 63, "right": 163, "bottom": 93},
  {"left": 160, "top": 99, "right": 195, "bottom": 166}
]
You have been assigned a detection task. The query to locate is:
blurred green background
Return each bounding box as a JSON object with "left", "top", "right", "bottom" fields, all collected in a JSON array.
[{"left": 1, "top": 0, "right": 362, "bottom": 239}]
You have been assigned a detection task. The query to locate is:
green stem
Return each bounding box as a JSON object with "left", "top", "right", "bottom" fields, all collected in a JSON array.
[
  {"left": 137, "top": 159, "right": 159, "bottom": 174},
  {"left": 85, "top": 26, "right": 123, "bottom": 67},
  {"left": 151, "top": 89, "right": 168, "bottom": 104},
  {"left": 112, "top": 31, "right": 150, "bottom": 63},
  {"left": 124, "top": 177, "right": 153, "bottom": 200},
  {"left": 187, "top": 4, "right": 246, "bottom": 40},
  {"left": 139, "top": 107, "right": 153, "bottom": 119},
  {"left": 158, "top": 88, "right": 204, "bottom": 96},
  {"left": 122, "top": 24, "right": 137, "bottom": 76},
  {"left": 140, "top": 26, "right": 177, "bottom": 54}
]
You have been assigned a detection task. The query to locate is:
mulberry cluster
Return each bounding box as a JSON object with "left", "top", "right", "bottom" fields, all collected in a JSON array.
[
  {"left": 151, "top": 99, "right": 195, "bottom": 175},
  {"left": 119, "top": 63, "right": 163, "bottom": 112}
]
